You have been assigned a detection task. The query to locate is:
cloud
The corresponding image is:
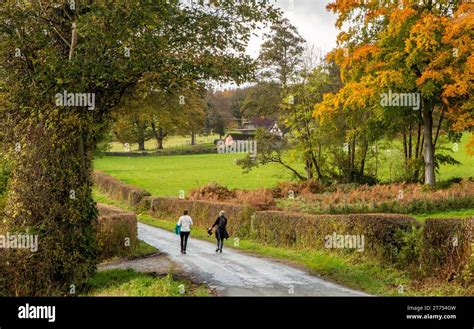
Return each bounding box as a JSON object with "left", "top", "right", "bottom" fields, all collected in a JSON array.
[{"left": 246, "top": 0, "right": 338, "bottom": 58}]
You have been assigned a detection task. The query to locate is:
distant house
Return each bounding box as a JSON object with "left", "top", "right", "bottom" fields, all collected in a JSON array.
[
  {"left": 238, "top": 118, "right": 286, "bottom": 138},
  {"left": 214, "top": 118, "right": 286, "bottom": 148},
  {"left": 268, "top": 122, "right": 285, "bottom": 138},
  {"left": 224, "top": 132, "right": 254, "bottom": 146}
]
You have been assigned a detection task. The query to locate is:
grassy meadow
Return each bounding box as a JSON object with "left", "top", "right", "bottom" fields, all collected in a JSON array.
[
  {"left": 95, "top": 133, "right": 473, "bottom": 197},
  {"left": 94, "top": 153, "right": 294, "bottom": 197}
]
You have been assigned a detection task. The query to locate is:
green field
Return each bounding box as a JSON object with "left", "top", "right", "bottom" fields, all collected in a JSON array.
[
  {"left": 94, "top": 134, "right": 473, "bottom": 197},
  {"left": 94, "top": 153, "right": 294, "bottom": 197}
]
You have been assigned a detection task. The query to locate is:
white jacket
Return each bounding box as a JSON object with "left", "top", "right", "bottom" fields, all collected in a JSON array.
[{"left": 177, "top": 215, "right": 193, "bottom": 232}]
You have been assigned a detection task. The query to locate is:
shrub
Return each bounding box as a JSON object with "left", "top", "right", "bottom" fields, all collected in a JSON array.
[
  {"left": 420, "top": 217, "right": 472, "bottom": 280},
  {"left": 235, "top": 189, "right": 275, "bottom": 210},
  {"left": 273, "top": 180, "right": 325, "bottom": 198},
  {"left": 188, "top": 183, "right": 236, "bottom": 202},
  {"left": 96, "top": 204, "right": 138, "bottom": 260},
  {"left": 394, "top": 226, "right": 423, "bottom": 270}
]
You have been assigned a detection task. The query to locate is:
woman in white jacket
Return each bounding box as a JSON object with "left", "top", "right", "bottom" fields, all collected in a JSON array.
[{"left": 177, "top": 210, "right": 193, "bottom": 254}]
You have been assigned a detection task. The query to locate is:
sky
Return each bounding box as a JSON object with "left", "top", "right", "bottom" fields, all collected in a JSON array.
[
  {"left": 217, "top": 0, "right": 340, "bottom": 89},
  {"left": 246, "top": 0, "right": 339, "bottom": 58}
]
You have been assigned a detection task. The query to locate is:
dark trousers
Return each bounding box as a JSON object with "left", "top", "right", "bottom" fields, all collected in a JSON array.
[
  {"left": 216, "top": 230, "right": 224, "bottom": 251},
  {"left": 217, "top": 239, "right": 224, "bottom": 251},
  {"left": 180, "top": 231, "right": 190, "bottom": 251}
]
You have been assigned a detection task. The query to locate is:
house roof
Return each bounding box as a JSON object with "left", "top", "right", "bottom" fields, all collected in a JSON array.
[{"left": 225, "top": 133, "right": 255, "bottom": 141}]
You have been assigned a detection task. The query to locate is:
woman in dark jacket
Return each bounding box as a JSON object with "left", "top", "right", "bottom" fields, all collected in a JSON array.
[{"left": 208, "top": 210, "right": 229, "bottom": 253}]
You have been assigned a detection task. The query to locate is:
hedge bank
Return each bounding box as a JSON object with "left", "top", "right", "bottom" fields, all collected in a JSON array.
[
  {"left": 96, "top": 203, "right": 138, "bottom": 260},
  {"left": 94, "top": 171, "right": 150, "bottom": 208},
  {"left": 421, "top": 217, "right": 472, "bottom": 280}
]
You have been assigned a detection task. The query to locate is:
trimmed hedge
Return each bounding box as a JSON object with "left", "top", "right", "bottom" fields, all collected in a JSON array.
[
  {"left": 96, "top": 203, "right": 138, "bottom": 260},
  {"left": 421, "top": 217, "right": 472, "bottom": 280},
  {"left": 252, "top": 211, "right": 419, "bottom": 262},
  {"left": 94, "top": 171, "right": 150, "bottom": 208}
]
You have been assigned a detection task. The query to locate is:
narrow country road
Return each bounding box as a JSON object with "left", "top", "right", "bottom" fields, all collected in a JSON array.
[{"left": 138, "top": 222, "right": 369, "bottom": 297}]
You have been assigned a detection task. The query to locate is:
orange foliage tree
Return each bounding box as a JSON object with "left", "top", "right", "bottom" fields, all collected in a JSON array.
[{"left": 317, "top": 0, "right": 473, "bottom": 185}]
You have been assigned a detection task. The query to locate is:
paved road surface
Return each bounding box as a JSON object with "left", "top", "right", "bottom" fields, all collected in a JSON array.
[{"left": 138, "top": 222, "right": 369, "bottom": 296}]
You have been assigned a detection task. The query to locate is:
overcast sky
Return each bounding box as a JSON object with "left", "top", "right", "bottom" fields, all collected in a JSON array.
[
  {"left": 246, "top": 0, "right": 339, "bottom": 58},
  {"left": 216, "top": 0, "right": 339, "bottom": 89}
]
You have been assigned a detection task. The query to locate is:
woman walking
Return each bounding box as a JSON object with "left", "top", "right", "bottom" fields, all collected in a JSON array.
[
  {"left": 208, "top": 210, "right": 229, "bottom": 253},
  {"left": 177, "top": 210, "right": 193, "bottom": 254}
]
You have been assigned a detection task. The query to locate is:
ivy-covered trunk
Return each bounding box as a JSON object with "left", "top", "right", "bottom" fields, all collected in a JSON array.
[{"left": 1, "top": 110, "right": 98, "bottom": 296}]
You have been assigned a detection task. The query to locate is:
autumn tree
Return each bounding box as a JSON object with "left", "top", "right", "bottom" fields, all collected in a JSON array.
[{"left": 322, "top": 0, "right": 473, "bottom": 186}]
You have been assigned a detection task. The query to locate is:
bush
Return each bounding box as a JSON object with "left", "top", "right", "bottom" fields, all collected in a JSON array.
[
  {"left": 189, "top": 183, "right": 276, "bottom": 210},
  {"left": 272, "top": 180, "right": 325, "bottom": 198},
  {"left": 96, "top": 204, "right": 138, "bottom": 260},
  {"left": 0, "top": 157, "right": 10, "bottom": 196},
  {"left": 235, "top": 189, "right": 275, "bottom": 210},
  {"left": 188, "top": 183, "right": 236, "bottom": 202},
  {"left": 394, "top": 226, "right": 423, "bottom": 270},
  {"left": 420, "top": 217, "right": 472, "bottom": 280}
]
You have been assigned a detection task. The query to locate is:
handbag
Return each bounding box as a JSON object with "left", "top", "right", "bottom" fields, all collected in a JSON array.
[{"left": 175, "top": 224, "right": 181, "bottom": 235}]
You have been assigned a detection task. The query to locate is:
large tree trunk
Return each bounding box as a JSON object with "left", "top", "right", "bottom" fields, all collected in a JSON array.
[
  {"left": 134, "top": 120, "right": 147, "bottom": 151},
  {"left": 422, "top": 101, "right": 436, "bottom": 186},
  {"left": 137, "top": 138, "right": 145, "bottom": 151},
  {"left": 151, "top": 122, "right": 166, "bottom": 150},
  {"left": 2, "top": 112, "right": 98, "bottom": 296},
  {"left": 157, "top": 135, "right": 164, "bottom": 149},
  {"left": 191, "top": 130, "right": 196, "bottom": 146}
]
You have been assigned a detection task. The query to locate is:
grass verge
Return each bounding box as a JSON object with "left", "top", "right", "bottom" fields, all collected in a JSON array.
[{"left": 84, "top": 269, "right": 210, "bottom": 296}]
